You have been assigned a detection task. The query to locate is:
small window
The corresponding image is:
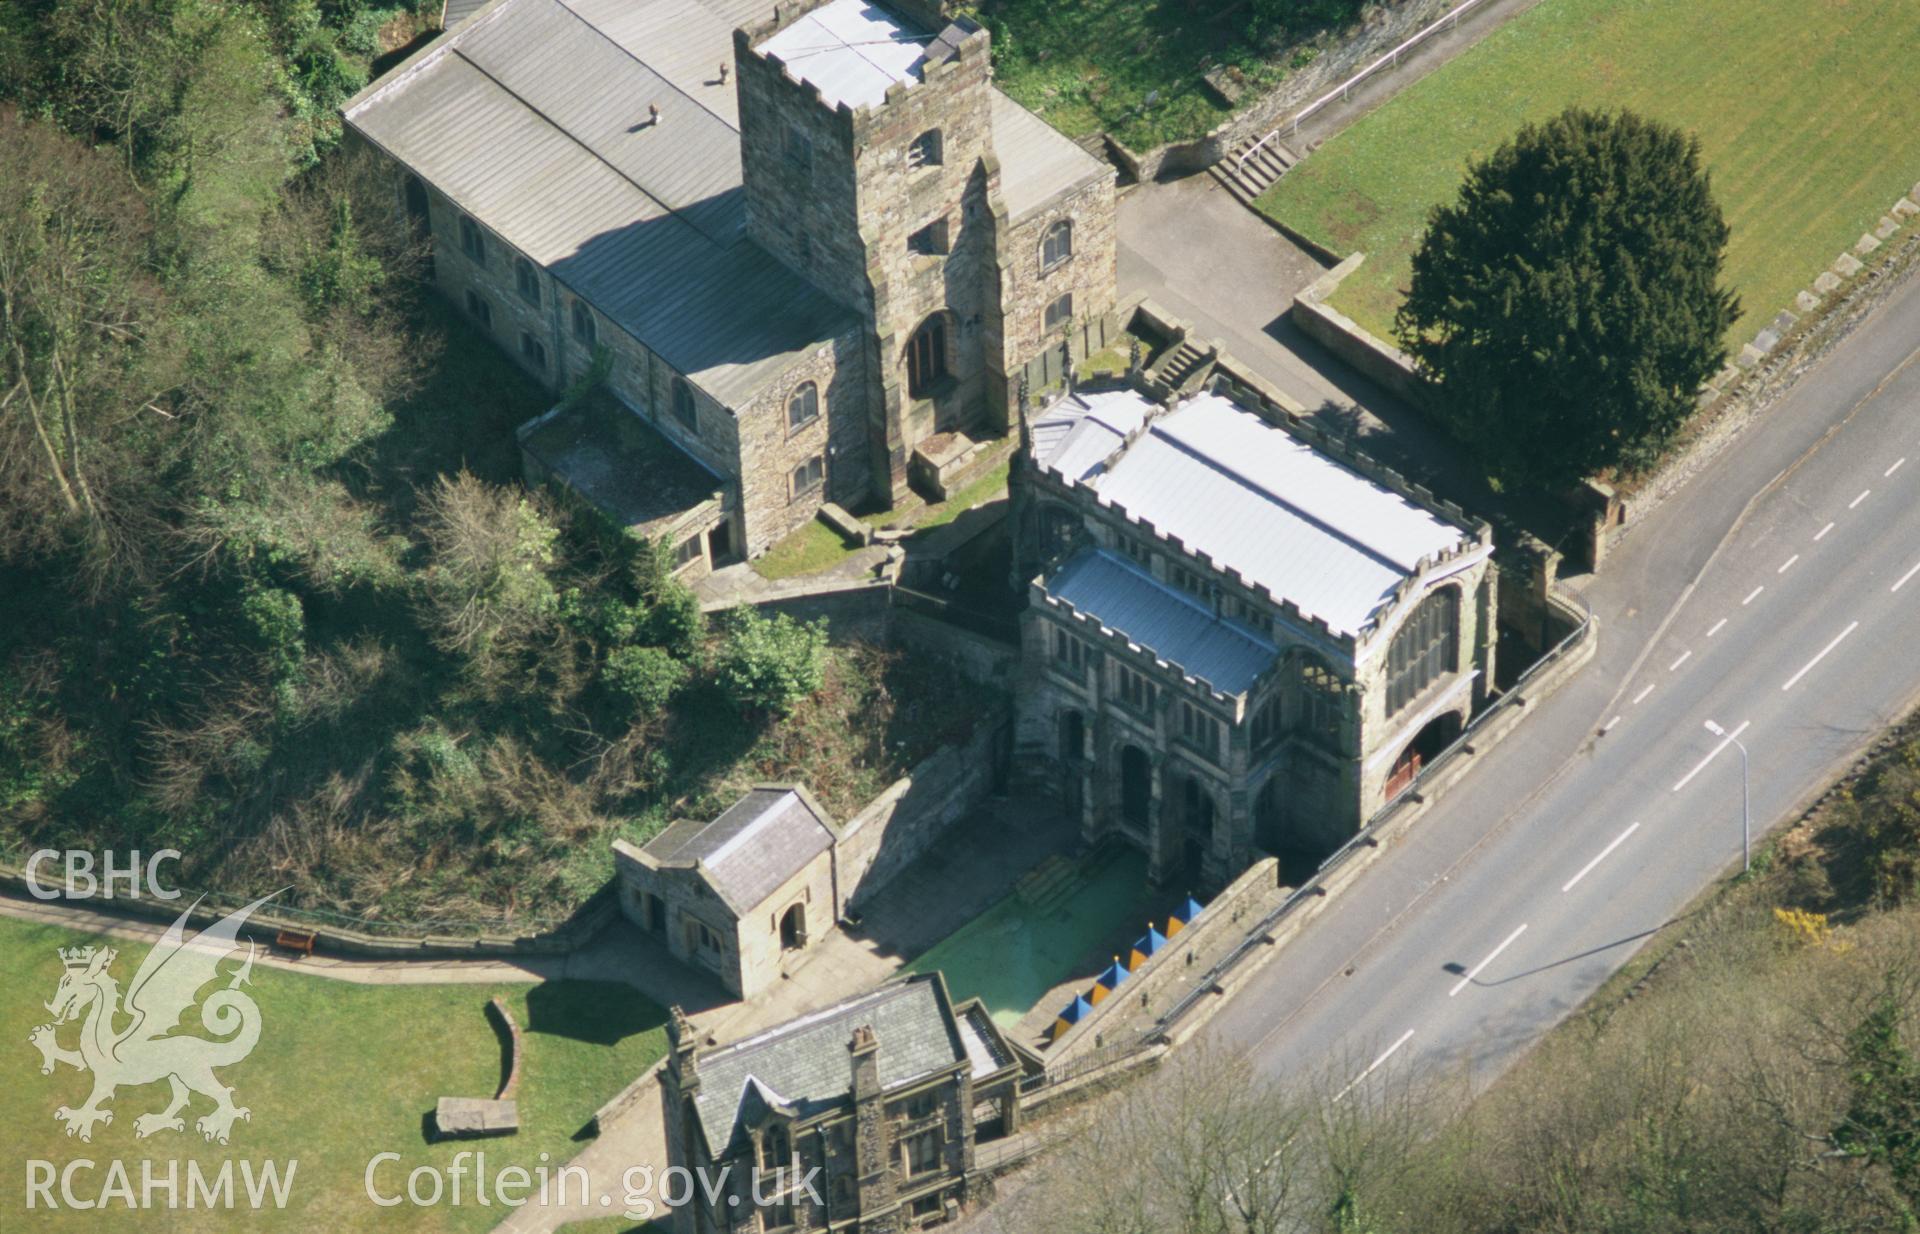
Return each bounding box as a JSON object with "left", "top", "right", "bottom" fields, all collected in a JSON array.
[
  {"left": 908, "top": 128, "right": 943, "bottom": 169},
  {"left": 1041, "top": 218, "right": 1073, "bottom": 269},
  {"left": 514, "top": 257, "right": 540, "bottom": 305},
  {"left": 1051, "top": 625, "right": 1086, "bottom": 672},
  {"left": 570, "top": 299, "right": 596, "bottom": 348},
  {"left": 787, "top": 381, "right": 820, "bottom": 431},
  {"left": 673, "top": 536, "right": 701, "bottom": 567},
  {"left": 459, "top": 215, "right": 486, "bottom": 263},
  {"left": 1119, "top": 537, "right": 1153, "bottom": 569},
  {"left": 790, "top": 454, "right": 824, "bottom": 499},
  {"left": 1117, "top": 664, "right": 1155, "bottom": 713},
  {"left": 786, "top": 127, "right": 813, "bottom": 175},
  {"left": 519, "top": 331, "right": 547, "bottom": 370},
  {"left": 463, "top": 289, "right": 492, "bottom": 330},
  {"left": 908, "top": 218, "right": 949, "bottom": 257},
  {"left": 1179, "top": 701, "right": 1221, "bottom": 762},
  {"left": 671, "top": 377, "right": 698, "bottom": 431},
  {"left": 1044, "top": 292, "right": 1073, "bottom": 332},
  {"left": 1169, "top": 563, "right": 1208, "bottom": 599}
]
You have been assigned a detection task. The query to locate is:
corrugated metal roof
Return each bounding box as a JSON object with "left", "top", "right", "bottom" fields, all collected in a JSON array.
[
  {"left": 557, "top": 0, "right": 746, "bottom": 129},
  {"left": 345, "top": 0, "right": 855, "bottom": 408},
  {"left": 1030, "top": 387, "right": 1147, "bottom": 480},
  {"left": 644, "top": 787, "right": 836, "bottom": 916},
  {"left": 442, "top": 0, "right": 490, "bottom": 30},
  {"left": 692, "top": 975, "right": 963, "bottom": 1156},
  {"left": 991, "top": 89, "right": 1110, "bottom": 223},
  {"left": 1063, "top": 390, "right": 1466, "bottom": 636},
  {"left": 756, "top": 0, "right": 929, "bottom": 110},
  {"left": 1048, "top": 549, "right": 1277, "bottom": 697}
]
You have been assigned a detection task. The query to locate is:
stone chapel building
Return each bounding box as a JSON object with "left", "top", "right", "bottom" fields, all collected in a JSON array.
[
  {"left": 1011, "top": 379, "right": 1498, "bottom": 890},
  {"left": 345, "top": 0, "right": 1119, "bottom": 579}
]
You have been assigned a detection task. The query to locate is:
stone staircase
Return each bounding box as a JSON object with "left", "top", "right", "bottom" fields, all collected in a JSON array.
[
  {"left": 1148, "top": 338, "right": 1215, "bottom": 392},
  {"left": 1209, "top": 134, "right": 1300, "bottom": 206},
  {"left": 1016, "top": 856, "right": 1080, "bottom": 914}
]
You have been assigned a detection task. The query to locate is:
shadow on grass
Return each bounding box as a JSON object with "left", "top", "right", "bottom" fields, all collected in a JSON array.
[{"left": 524, "top": 981, "right": 667, "bottom": 1046}]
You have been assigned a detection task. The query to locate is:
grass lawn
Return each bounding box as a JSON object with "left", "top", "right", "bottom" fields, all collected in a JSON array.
[
  {"left": 1258, "top": 0, "right": 1920, "bottom": 349},
  {"left": 750, "top": 518, "right": 861, "bottom": 581},
  {"left": 750, "top": 456, "right": 1014, "bottom": 580},
  {"left": 2, "top": 916, "right": 666, "bottom": 1232}
]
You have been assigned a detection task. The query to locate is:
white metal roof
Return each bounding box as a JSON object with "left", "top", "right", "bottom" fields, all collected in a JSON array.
[
  {"left": 756, "top": 0, "right": 929, "bottom": 110},
  {"left": 1041, "top": 389, "right": 1469, "bottom": 637},
  {"left": 1029, "top": 387, "right": 1148, "bottom": 481}
]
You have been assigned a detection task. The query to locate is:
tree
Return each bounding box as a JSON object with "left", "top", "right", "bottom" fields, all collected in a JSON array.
[
  {"left": 714, "top": 608, "right": 827, "bottom": 718},
  {"left": 1395, "top": 108, "right": 1738, "bottom": 489},
  {"left": 415, "top": 471, "right": 562, "bottom": 668}
]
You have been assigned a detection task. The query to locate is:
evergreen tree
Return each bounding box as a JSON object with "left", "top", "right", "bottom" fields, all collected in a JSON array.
[{"left": 1395, "top": 108, "right": 1738, "bottom": 489}]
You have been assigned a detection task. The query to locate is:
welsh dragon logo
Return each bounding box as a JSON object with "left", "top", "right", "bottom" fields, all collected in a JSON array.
[{"left": 29, "top": 894, "right": 276, "bottom": 1144}]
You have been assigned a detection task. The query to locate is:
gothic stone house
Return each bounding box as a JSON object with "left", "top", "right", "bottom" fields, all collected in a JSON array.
[
  {"left": 344, "top": 0, "right": 1119, "bottom": 580},
  {"left": 659, "top": 973, "right": 1025, "bottom": 1233},
  {"left": 1011, "top": 381, "right": 1497, "bottom": 890}
]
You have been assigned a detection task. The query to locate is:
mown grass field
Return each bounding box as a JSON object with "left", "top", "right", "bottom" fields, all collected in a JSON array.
[
  {"left": 1258, "top": 0, "right": 1920, "bottom": 349},
  {"left": 0, "top": 917, "right": 666, "bottom": 1232}
]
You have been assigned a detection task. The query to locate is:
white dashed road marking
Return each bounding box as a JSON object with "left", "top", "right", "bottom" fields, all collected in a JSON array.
[
  {"left": 1563, "top": 822, "right": 1641, "bottom": 893},
  {"left": 1782, "top": 621, "right": 1860, "bottom": 692},
  {"left": 1450, "top": 924, "right": 1529, "bottom": 997}
]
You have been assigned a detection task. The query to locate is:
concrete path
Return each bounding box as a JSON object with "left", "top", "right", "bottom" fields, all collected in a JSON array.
[{"left": 1118, "top": 175, "right": 1498, "bottom": 513}]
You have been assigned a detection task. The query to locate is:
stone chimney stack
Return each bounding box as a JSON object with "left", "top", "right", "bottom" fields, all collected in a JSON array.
[
  {"left": 668, "top": 1005, "right": 701, "bottom": 1097},
  {"left": 848, "top": 1024, "right": 879, "bottom": 1102}
]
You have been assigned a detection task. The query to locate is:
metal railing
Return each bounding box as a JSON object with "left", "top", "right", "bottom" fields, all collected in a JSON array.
[
  {"left": 1149, "top": 585, "right": 1594, "bottom": 1040},
  {"left": 1237, "top": 0, "right": 1498, "bottom": 175}
]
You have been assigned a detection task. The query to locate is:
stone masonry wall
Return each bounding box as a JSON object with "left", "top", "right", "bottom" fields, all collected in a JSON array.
[
  {"left": 733, "top": 329, "right": 875, "bottom": 556},
  {"left": 835, "top": 720, "right": 1004, "bottom": 914},
  {"left": 997, "top": 174, "right": 1120, "bottom": 391}
]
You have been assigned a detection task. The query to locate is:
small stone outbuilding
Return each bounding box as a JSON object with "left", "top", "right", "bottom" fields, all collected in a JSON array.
[{"left": 613, "top": 784, "right": 841, "bottom": 1001}]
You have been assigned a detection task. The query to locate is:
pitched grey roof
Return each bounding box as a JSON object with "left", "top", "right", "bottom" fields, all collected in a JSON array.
[
  {"left": 643, "top": 787, "right": 836, "bottom": 916},
  {"left": 345, "top": 0, "right": 856, "bottom": 408},
  {"left": 990, "top": 90, "right": 1111, "bottom": 223},
  {"left": 1046, "top": 549, "right": 1278, "bottom": 697},
  {"left": 692, "top": 975, "right": 964, "bottom": 1157}
]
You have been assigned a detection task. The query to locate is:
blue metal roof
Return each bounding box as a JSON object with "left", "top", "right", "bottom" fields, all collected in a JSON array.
[{"left": 1046, "top": 550, "right": 1277, "bottom": 697}]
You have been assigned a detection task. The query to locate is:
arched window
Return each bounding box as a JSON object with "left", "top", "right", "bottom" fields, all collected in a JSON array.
[
  {"left": 908, "top": 128, "right": 942, "bottom": 169},
  {"left": 672, "top": 377, "right": 697, "bottom": 430},
  {"left": 1294, "top": 653, "right": 1345, "bottom": 747},
  {"left": 787, "top": 381, "right": 820, "bottom": 430},
  {"left": 514, "top": 257, "right": 540, "bottom": 305},
  {"left": 570, "top": 299, "right": 596, "bottom": 347},
  {"left": 1385, "top": 586, "right": 1460, "bottom": 716},
  {"left": 1041, "top": 219, "right": 1073, "bottom": 269},
  {"left": 905, "top": 313, "right": 949, "bottom": 398}
]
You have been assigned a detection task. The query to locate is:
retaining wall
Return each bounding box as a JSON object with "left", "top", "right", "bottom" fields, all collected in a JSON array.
[{"left": 837, "top": 720, "right": 1008, "bottom": 914}]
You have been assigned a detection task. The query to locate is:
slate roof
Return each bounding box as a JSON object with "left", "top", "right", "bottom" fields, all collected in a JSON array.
[
  {"left": 350, "top": 0, "right": 1106, "bottom": 406},
  {"left": 1047, "top": 549, "right": 1278, "bottom": 697},
  {"left": 642, "top": 787, "right": 836, "bottom": 916},
  {"left": 1034, "top": 389, "right": 1472, "bottom": 637},
  {"left": 691, "top": 974, "right": 966, "bottom": 1157},
  {"left": 347, "top": 0, "right": 855, "bottom": 409}
]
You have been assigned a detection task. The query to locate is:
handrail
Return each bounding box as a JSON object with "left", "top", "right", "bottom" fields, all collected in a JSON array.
[
  {"left": 1237, "top": 0, "right": 1497, "bottom": 174},
  {"left": 1150, "top": 584, "right": 1594, "bottom": 1037}
]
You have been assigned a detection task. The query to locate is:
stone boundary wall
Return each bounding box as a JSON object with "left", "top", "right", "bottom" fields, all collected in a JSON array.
[
  {"left": 1101, "top": 0, "right": 1460, "bottom": 182},
  {"left": 0, "top": 865, "right": 622, "bottom": 959},
  {"left": 1152, "top": 583, "right": 1593, "bottom": 1049},
  {"left": 1290, "top": 253, "right": 1426, "bottom": 404},
  {"left": 1045, "top": 857, "right": 1282, "bottom": 1064},
  {"left": 836, "top": 719, "right": 1009, "bottom": 915},
  {"left": 1600, "top": 181, "right": 1920, "bottom": 557}
]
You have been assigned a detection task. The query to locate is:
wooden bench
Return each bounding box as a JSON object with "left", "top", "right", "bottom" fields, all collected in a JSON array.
[{"left": 273, "top": 929, "right": 317, "bottom": 958}]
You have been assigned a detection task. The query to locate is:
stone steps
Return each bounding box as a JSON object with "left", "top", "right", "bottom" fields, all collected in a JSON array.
[
  {"left": 1153, "top": 340, "right": 1210, "bottom": 390},
  {"left": 1209, "top": 136, "right": 1300, "bottom": 206},
  {"left": 1016, "top": 856, "right": 1076, "bottom": 908}
]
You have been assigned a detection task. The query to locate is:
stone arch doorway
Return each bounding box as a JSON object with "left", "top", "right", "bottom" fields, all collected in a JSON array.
[
  {"left": 1178, "top": 774, "right": 1216, "bottom": 877},
  {"left": 1060, "top": 710, "right": 1086, "bottom": 816},
  {"left": 1119, "top": 745, "right": 1151, "bottom": 831},
  {"left": 1387, "top": 711, "right": 1463, "bottom": 800},
  {"left": 1254, "top": 777, "right": 1285, "bottom": 855},
  {"left": 778, "top": 902, "right": 805, "bottom": 951}
]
